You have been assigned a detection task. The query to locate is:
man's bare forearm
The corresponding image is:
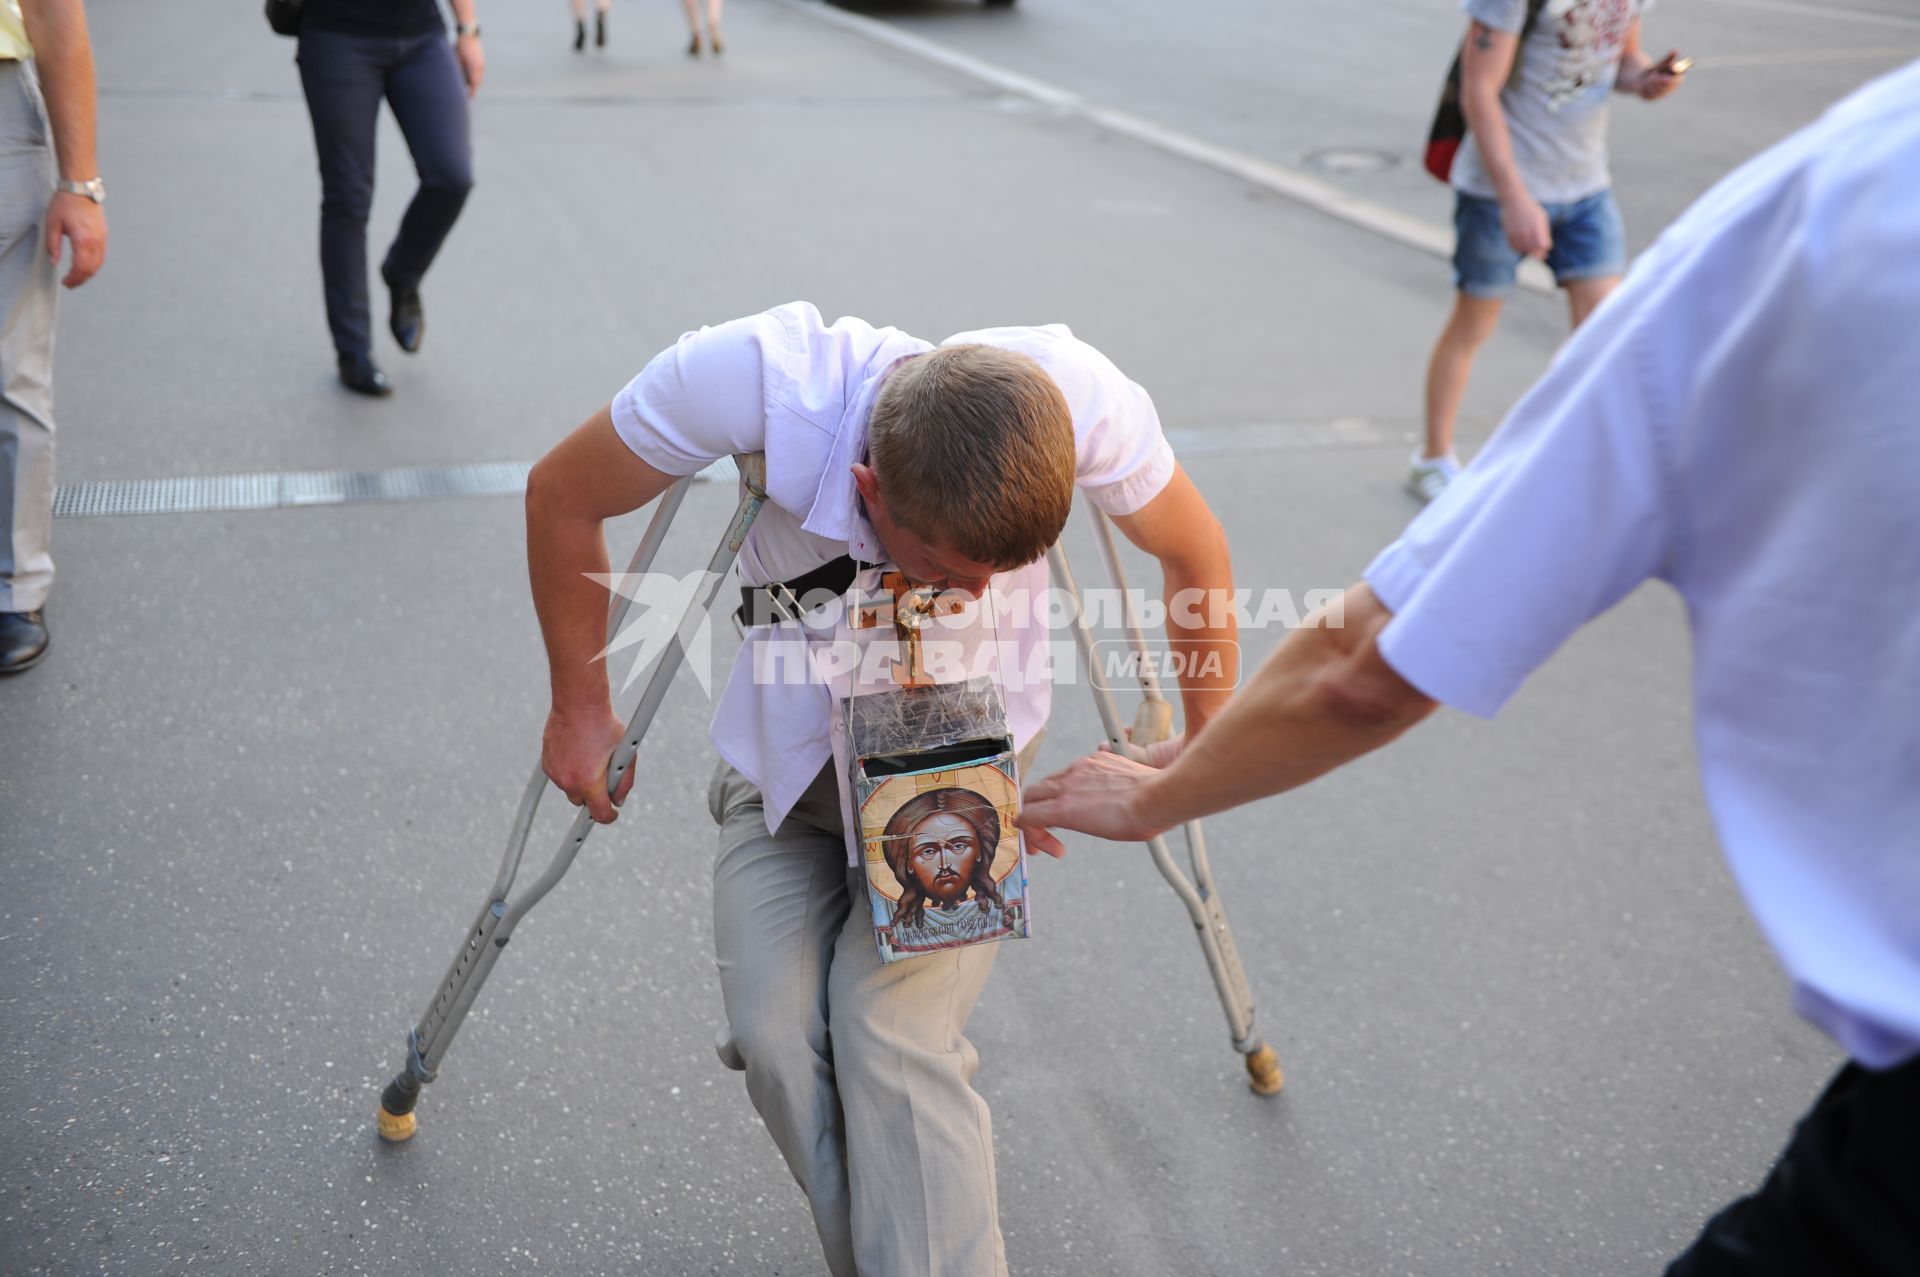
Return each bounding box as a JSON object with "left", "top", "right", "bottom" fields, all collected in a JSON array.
[
  {"left": 525, "top": 476, "right": 615, "bottom": 716},
  {"left": 1613, "top": 18, "right": 1654, "bottom": 94},
  {"left": 1463, "top": 88, "right": 1527, "bottom": 204},
  {"left": 1461, "top": 22, "right": 1528, "bottom": 204},
  {"left": 524, "top": 407, "right": 684, "bottom": 716},
  {"left": 1106, "top": 467, "right": 1238, "bottom": 735},
  {"left": 1131, "top": 584, "right": 1436, "bottom": 832},
  {"left": 1160, "top": 537, "right": 1237, "bottom": 734},
  {"left": 524, "top": 408, "right": 685, "bottom": 819},
  {"left": 19, "top": 0, "right": 98, "bottom": 180}
]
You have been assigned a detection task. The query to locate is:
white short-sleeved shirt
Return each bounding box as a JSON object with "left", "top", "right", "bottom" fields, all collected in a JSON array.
[
  {"left": 1367, "top": 60, "right": 1920, "bottom": 1068},
  {"left": 610, "top": 302, "right": 1176, "bottom": 832}
]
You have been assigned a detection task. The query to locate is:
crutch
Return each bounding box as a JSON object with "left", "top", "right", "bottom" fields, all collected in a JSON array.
[
  {"left": 1047, "top": 509, "right": 1283, "bottom": 1096},
  {"left": 375, "top": 455, "right": 770, "bottom": 1141}
]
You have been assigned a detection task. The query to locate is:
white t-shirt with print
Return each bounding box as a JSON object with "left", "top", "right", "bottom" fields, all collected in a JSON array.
[{"left": 1452, "top": 0, "right": 1652, "bottom": 204}]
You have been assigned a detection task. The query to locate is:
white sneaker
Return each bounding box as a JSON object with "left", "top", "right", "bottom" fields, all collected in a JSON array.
[{"left": 1406, "top": 452, "right": 1461, "bottom": 504}]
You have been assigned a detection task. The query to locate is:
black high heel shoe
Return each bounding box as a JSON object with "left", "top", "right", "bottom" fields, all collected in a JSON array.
[
  {"left": 573, "top": 19, "right": 586, "bottom": 50},
  {"left": 595, "top": 10, "right": 607, "bottom": 46}
]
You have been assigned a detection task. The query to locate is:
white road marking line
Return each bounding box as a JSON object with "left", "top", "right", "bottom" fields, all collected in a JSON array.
[
  {"left": 1694, "top": 0, "right": 1920, "bottom": 32},
  {"left": 1696, "top": 45, "right": 1920, "bottom": 69}
]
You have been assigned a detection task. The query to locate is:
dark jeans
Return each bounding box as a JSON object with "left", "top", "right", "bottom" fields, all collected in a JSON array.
[
  {"left": 1666, "top": 1055, "right": 1920, "bottom": 1276},
  {"left": 296, "top": 28, "right": 472, "bottom": 357}
]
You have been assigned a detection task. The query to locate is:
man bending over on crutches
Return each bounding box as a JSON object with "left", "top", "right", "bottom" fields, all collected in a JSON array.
[{"left": 522, "top": 302, "right": 1237, "bottom": 1277}]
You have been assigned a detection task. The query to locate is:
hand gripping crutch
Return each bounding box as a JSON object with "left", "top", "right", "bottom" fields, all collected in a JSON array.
[
  {"left": 375, "top": 455, "right": 770, "bottom": 1142},
  {"left": 1046, "top": 511, "right": 1283, "bottom": 1096}
]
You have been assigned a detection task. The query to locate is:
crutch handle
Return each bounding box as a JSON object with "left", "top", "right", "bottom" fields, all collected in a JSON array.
[
  {"left": 737, "top": 452, "right": 768, "bottom": 497},
  {"left": 1130, "top": 698, "right": 1175, "bottom": 747}
]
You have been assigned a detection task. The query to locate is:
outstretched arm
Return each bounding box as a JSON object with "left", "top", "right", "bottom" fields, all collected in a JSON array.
[
  {"left": 1020, "top": 584, "right": 1436, "bottom": 852},
  {"left": 526, "top": 405, "right": 680, "bottom": 823}
]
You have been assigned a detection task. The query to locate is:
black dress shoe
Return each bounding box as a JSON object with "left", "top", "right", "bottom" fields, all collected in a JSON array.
[
  {"left": 338, "top": 351, "right": 393, "bottom": 397},
  {"left": 574, "top": 19, "right": 586, "bottom": 50},
  {"left": 595, "top": 10, "right": 606, "bottom": 46},
  {"left": 382, "top": 267, "right": 424, "bottom": 353},
  {"left": 0, "top": 609, "right": 48, "bottom": 674}
]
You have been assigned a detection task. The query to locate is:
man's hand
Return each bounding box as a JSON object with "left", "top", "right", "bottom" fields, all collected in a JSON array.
[
  {"left": 1020, "top": 750, "right": 1169, "bottom": 857},
  {"left": 542, "top": 705, "right": 634, "bottom": 824},
  {"left": 44, "top": 189, "right": 105, "bottom": 288},
  {"left": 1114, "top": 728, "right": 1185, "bottom": 769},
  {"left": 455, "top": 33, "right": 485, "bottom": 97},
  {"left": 1023, "top": 728, "right": 1184, "bottom": 854},
  {"left": 1023, "top": 582, "right": 1437, "bottom": 856},
  {"left": 1501, "top": 194, "right": 1552, "bottom": 258},
  {"left": 1630, "top": 51, "right": 1686, "bottom": 101}
]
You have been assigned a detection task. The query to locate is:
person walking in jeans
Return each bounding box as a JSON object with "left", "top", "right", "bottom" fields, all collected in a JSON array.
[
  {"left": 1411, "top": 0, "right": 1683, "bottom": 502},
  {"left": 296, "top": 0, "right": 483, "bottom": 397}
]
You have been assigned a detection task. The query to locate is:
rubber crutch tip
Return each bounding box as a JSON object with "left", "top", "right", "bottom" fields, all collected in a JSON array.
[
  {"left": 376, "top": 1106, "right": 418, "bottom": 1142},
  {"left": 1245, "top": 1045, "right": 1284, "bottom": 1096}
]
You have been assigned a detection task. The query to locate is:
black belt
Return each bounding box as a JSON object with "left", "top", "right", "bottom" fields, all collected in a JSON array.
[{"left": 735, "top": 554, "right": 869, "bottom": 627}]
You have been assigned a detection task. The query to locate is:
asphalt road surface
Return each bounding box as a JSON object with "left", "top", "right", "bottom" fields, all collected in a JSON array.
[{"left": 3, "top": 1, "right": 1892, "bottom": 1274}]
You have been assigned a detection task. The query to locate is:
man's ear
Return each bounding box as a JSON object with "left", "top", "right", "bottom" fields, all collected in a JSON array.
[{"left": 851, "top": 461, "right": 883, "bottom": 511}]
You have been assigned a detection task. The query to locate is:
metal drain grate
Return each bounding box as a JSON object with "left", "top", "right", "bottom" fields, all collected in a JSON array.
[
  {"left": 48, "top": 428, "right": 1396, "bottom": 520},
  {"left": 53, "top": 456, "right": 740, "bottom": 519}
]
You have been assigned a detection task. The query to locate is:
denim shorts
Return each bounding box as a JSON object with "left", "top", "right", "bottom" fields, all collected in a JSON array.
[{"left": 1451, "top": 189, "right": 1626, "bottom": 297}]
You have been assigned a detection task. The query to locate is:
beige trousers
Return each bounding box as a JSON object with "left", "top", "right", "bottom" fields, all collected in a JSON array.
[
  {"left": 0, "top": 59, "right": 57, "bottom": 613},
  {"left": 709, "top": 759, "right": 1011, "bottom": 1277}
]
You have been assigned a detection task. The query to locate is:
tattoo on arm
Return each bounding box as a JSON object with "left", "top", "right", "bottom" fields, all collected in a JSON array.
[{"left": 1472, "top": 23, "right": 1495, "bottom": 52}]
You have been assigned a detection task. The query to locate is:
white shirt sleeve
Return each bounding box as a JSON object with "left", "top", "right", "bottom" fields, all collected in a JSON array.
[
  {"left": 1462, "top": 0, "right": 1528, "bottom": 35},
  {"left": 608, "top": 313, "right": 784, "bottom": 475},
  {"left": 1364, "top": 300, "right": 1679, "bottom": 718},
  {"left": 1045, "top": 336, "right": 1176, "bottom": 517}
]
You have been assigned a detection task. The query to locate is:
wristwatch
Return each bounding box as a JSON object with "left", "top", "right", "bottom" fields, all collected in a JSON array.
[
  {"left": 455, "top": 21, "right": 481, "bottom": 37},
  {"left": 56, "top": 177, "right": 105, "bottom": 205}
]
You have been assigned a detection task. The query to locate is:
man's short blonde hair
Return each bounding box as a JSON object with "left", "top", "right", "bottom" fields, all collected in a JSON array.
[{"left": 866, "top": 345, "right": 1075, "bottom": 570}]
